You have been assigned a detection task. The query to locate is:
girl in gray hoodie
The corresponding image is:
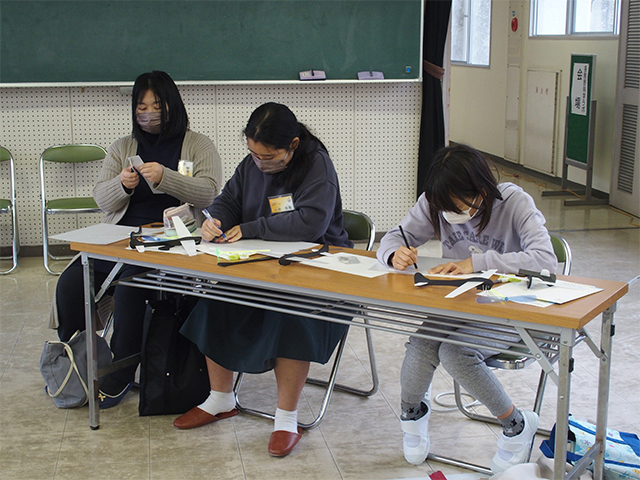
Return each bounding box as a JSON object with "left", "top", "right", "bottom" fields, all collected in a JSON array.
[{"left": 377, "top": 144, "right": 557, "bottom": 473}]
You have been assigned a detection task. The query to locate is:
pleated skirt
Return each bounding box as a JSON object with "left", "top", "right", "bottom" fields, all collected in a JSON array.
[{"left": 180, "top": 298, "right": 349, "bottom": 373}]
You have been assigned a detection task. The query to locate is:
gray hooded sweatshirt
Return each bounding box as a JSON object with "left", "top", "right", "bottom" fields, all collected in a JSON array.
[{"left": 377, "top": 183, "right": 557, "bottom": 274}]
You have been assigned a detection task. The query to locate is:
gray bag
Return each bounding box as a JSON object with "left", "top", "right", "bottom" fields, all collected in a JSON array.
[{"left": 40, "top": 330, "right": 113, "bottom": 408}]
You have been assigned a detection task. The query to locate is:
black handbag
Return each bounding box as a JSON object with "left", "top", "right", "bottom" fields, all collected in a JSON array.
[{"left": 138, "top": 295, "right": 210, "bottom": 416}]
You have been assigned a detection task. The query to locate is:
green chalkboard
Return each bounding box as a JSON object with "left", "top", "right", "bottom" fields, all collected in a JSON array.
[
  {"left": 0, "top": 0, "right": 422, "bottom": 84},
  {"left": 566, "top": 54, "right": 596, "bottom": 164}
]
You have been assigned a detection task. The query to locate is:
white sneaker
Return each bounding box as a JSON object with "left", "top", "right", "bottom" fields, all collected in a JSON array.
[
  {"left": 490, "top": 410, "right": 539, "bottom": 474},
  {"left": 400, "top": 403, "right": 431, "bottom": 465}
]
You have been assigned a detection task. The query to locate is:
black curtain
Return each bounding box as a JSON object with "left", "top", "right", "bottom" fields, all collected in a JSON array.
[{"left": 417, "top": 0, "right": 452, "bottom": 198}]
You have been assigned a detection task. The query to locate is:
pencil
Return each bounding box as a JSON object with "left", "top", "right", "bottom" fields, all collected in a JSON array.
[{"left": 398, "top": 225, "right": 419, "bottom": 271}]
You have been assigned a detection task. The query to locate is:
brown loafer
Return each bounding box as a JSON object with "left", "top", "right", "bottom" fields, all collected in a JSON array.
[
  {"left": 173, "top": 406, "right": 238, "bottom": 430},
  {"left": 268, "top": 428, "right": 303, "bottom": 457}
]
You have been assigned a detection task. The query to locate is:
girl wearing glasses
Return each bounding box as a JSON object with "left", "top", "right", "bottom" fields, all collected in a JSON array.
[{"left": 175, "top": 102, "right": 352, "bottom": 458}]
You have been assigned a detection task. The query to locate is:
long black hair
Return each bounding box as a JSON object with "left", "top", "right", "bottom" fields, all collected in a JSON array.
[
  {"left": 243, "top": 102, "right": 326, "bottom": 190},
  {"left": 131, "top": 70, "right": 189, "bottom": 144},
  {"left": 423, "top": 144, "right": 502, "bottom": 238}
]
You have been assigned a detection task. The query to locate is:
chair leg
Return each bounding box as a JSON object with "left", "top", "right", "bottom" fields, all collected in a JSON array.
[
  {"left": 42, "top": 211, "right": 57, "bottom": 275},
  {"left": 101, "top": 313, "right": 114, "bottom": 339},
  {"left": 233, "top": 328, "right": 353, "bottom": 430},
  {"left": 0, "top": 209, "right": 19, "bottom": 274},
  {"left": 306, "top": 320, "right": 379, "bottom": 397},
  {"left": 42, "top": 212, "right": 73, "bottom": 275},
  {"left": 453, "top": 369, "right": 552, "bottom": 437}
]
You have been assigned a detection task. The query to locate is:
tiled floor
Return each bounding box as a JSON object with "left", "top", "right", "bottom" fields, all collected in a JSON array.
[{"left": 1, "top": 167, "right": 639, "bottom": 480}]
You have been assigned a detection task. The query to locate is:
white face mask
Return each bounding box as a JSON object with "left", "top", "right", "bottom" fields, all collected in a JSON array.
[{"left": 442, "top": 198, "right": 480, "bottom": 225}]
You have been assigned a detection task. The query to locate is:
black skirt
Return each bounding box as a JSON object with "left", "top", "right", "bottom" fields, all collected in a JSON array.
[{"left": 180, "top": 299, "right": 349, "bottom": 373}]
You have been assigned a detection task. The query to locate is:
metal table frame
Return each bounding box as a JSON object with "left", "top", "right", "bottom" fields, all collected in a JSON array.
[{"left": 77, "top": 244, "right": 626, "bottom": 480}]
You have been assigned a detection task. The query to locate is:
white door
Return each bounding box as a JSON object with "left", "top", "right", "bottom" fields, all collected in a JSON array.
[
  {"left": 523, "top": 70, "right": 560, "bottom": 175},
  {"left": 610, "top": 0, "right": 640, "bottom": 217}
]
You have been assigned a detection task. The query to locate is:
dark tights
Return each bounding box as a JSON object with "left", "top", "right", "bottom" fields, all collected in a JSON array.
[{"left": 55, "top": 258, "right": 153, "bottom": 390}]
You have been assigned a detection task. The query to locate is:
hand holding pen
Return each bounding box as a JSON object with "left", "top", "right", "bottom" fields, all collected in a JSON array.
[
  {"left": 391, "top": 225, "right": 419, "bottom": 271},
  {"left": 201, "top": 209, "right": 228, "bottom": 241}
]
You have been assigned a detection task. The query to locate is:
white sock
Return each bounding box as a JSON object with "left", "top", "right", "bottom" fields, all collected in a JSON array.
[
  {"left": 274, "top": 407, "right": 298, "bottom": 433},
  {"left": 197, "top": 390, "right": 236, "bottom": 416}
]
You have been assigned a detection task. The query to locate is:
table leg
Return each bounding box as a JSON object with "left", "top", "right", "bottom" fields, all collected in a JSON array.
[
  {"left": 593, "top": 304, "right": 615, "bottom": 480},
  {"left": 82, "top": 252, "right": 100, "bottom": 430},
  {"left": 554, "top": 328, "right": 576, "bottom": 480}
]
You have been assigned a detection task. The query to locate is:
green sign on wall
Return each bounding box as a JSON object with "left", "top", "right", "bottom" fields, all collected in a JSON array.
[{"left": 566, "top": 54, "right": 596, "bottom": 165}]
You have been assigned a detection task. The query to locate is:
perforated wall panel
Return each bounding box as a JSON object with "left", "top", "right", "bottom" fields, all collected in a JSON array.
[
  {"left": 355, "top": 83, "right": 422, "bottom": 228},
  {"left": 215, "top": 84, "right": 355, "bottom": 206},
  {"left": 2, "top": 87, "right": 76, "bottom": 246},
  {"left": 1, "top": 82, "right": 421, "bottom": 248}
]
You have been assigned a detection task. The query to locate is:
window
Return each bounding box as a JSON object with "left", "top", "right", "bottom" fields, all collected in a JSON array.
[
  {"left": 451, "top": 0, "right": 492, "bottom": 67},
  {"left": 530, "top": 0, "right": 621, "bottom": 36}
]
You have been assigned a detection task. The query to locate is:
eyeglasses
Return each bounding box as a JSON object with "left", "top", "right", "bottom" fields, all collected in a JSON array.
[{"left": 248, "top": 149, "right": 290, "bottom": 162}]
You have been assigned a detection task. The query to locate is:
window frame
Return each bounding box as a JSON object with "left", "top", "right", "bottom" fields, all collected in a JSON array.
[
  {"left": 450, "top": 0, "right": 492, "bottom": 68},
  {"left": 529, "top": 0, "right": 621, "bottom": 38}
]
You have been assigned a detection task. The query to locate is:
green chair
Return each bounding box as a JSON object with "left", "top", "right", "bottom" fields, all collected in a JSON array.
[
  {"left": 343, "top": 209, "right": 376, "bottom": 251},
  {"left": 233, "top": 210, "right": 379, "bottom": 429},
  {"left": 0, "top": 147, "right": 20, "bottom": 274},
  {"left": 39, "top": 144, "right": 107, "bottom": 274},
  {"left": 550, "top": 234, "right": 572, "bottom": 276},
  {"left": 452, "top": 233, "right": 573, "bottom": 437}
]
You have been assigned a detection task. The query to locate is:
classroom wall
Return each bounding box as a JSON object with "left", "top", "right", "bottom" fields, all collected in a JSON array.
[
  {"left": 449, "top": 0, "right": 620, "bottom": 193},
  {"left": 0, "top": 83, "right": 422, "bottom": 248}
]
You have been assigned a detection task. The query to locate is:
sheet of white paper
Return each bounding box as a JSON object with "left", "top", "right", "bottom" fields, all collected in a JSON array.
[
  {"left": 300, "top": 252, "right": 389, "bottom": 278},
  {"left": 475, "top": 291, "right": 553, "bottom": 308},
  {"left": 50, "top": 224, "right": 137, "bottom": 244},
  {"left": 196, "top": 239, "right": 316, "bottom": 258},
  {"left": 128, "top": 155, "right": 162, "bottom": 194},
  {"left": 171, "top": 216, "right": 197, "bottom": 256},
  {"left": 478, "top": 279, "right": 603, "bottom": 305},
  {"left": 388, "top": 256, "right": 479, "bottom": 279},
  {"left": 140, "top": 244, "right": 191, "bottom": 255}
]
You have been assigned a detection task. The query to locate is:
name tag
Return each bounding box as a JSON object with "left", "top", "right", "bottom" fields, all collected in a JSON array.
[
  {"left": 269, "top": 194, "right": 294, "bottom": 213},
  {"left": 178, "top": 160, "right": 193, "bottom": 177}
]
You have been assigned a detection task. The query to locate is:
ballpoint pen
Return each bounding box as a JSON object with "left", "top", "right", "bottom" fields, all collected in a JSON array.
[{"left": 202, "top": 208, "right": 228, "bottom": 240}]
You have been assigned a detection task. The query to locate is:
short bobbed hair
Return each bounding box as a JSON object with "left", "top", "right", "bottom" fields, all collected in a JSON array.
[
  {"left": 423, "top": 144, "right": 502, "bottom": 238},
  {"left": 131, "top": 70, "right": 189, "bottom": 144}
]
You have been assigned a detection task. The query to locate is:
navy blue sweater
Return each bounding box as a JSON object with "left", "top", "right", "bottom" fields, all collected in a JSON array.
[{"left": 208, "top": 144, "right": 352, "bottom": 247}]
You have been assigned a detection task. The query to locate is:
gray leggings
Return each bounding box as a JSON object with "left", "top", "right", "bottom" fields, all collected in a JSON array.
[{"left": 401, "top": 324, "right": 513, "bottom": 418}]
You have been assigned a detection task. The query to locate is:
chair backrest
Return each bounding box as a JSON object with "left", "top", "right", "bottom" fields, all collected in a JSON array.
[
  {"left": 41, "top": 144, "right": 107, "bottom": 163},
  {"left": 39, "top": 144, "right": 107, "bottom": 203},
  {"left": 549, "top": 234, "right": 572, "bottom": 275},
  {"left": 0, "top": 146, "right": 16, "bottom": 205},
  {"left": 0, "top": 146, "right": 12, "bottom": 162},
  {"left": 343, "top": 210, "right": 375, "bottom": 251}
]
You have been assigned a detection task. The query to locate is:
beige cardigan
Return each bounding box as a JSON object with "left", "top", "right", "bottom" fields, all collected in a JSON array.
[
  {"left": 93, "top": 130, "right": 222, "bottom": 224},
  {"left": 49, "top": 130, "right": 223, "bottom": 329}
]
